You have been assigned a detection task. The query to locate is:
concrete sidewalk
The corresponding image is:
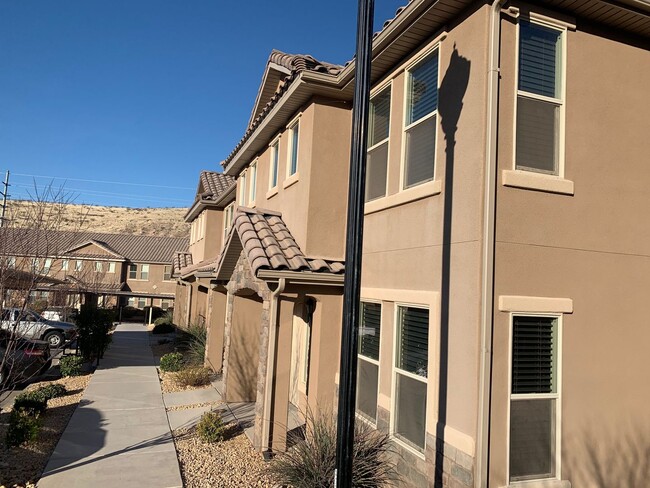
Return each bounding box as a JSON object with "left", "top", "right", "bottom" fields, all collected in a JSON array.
[{"left": 39, "top": 323, "right": 183, "bottom": 488}]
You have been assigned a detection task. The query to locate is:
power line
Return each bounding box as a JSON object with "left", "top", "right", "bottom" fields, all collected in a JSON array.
[
  {"left": 11, "top": 182, "right": 189, "bottom": 204},
  {"left": 12, "top": 172, "right": 194, "bottom": 191}
]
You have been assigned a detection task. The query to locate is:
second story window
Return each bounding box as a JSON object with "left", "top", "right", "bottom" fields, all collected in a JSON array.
[
  {"left": 163, "top": 265, "right": 172, "bottom": 281},
  {"left": 7, "top": 256, "right": 16, "bottom": 269},
  {"left": 516, "top": 19, "right": 564, "bottom": 175},
  {"left": 249, "top": 161, "right": 257, "bottom": 203},
  {"left": 75, "top": 260, "right": 83, "bottom": 272},
  {"left": 404, "top": 50, "right": 438, "bottom": 189},
  {"left": 61, "top": 259, "right": 69, "bottom": 271},
  {"left": 94, "top": 261, "right": 103, "bottom": 272},
  {"left": 129, "top": 263, "right": 137, "bottom": 279},
  {"left": 366, "top": 87, "right": 391, "bottom": 202},
  {"left": 239, "top": 172, "right": 247, "bottom": 206},
  {"left": 269, "top": 140, "right": 279, "bottom": 189},
  {"left": 287, "top": 120, "right": 299, "bottom": 177},
  {"left": 140, "top": 264, "right": 149, "bottom": 280},
  {"left": 31, "top": 258, "right": 39, "bottom": 272},
  {"left": 43, "top": 258, "right": 52, "bottom": 274},
  {"left": 223, "top": 202, "right": 235, "bottom": 243},
  {"left": 107, "top": 262, "right": 116, "bottom": 273}
]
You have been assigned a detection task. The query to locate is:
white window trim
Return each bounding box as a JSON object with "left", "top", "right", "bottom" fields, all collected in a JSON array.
[
  {"left": 365, "top": 82, "right": 393, "bottom": 204},
  {"left": 94, "top": 261, "right": 103, "bottom": 272},
  {"left": 239, "top": 171, "right": 247, "bottom": 206},
  {"left": 75, "top": 260, "right": 83, "bottom": 271},
  {"left": 223, "top": 202, "right": 235, "bottom": 244},
  {"left": 249, "top": 160, "right": 258, "bottom": 206},
  {"left": 356, "top": 299, "right": 383, "bottom": 426},
  {"left": 506, "top": 312, "right": 563, "bottom": 486},
  {"left": 285, "top": 113, "right": 301, "bottom": 180},
  {"left": 107, "top": 262, "right": 116, "bottom": 274},
  {"left": 508, "top": 14, "right": 573, "bottom": 195},
  {"left": 399, "top": 44, "right": 442, "bottom": 192},
  {"left": 268, "top": 136, "right": 280, "bottom": 193},
  {"left": 390, "top": 301, "right": 430, "bottom": 458},
  {"left": 140, "top": 264, "right": 150, "bottom": 280}
]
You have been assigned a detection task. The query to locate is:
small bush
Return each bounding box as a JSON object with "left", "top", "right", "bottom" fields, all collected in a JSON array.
[
  {"left": 173, "top": 367, "right": 211, "bottom": 388},
  {"left": 183, "top": 323, "right": 207, "bottom": 366},
  {"left": 269, "top": 410, "right": 398, "bottom": 488},
  {"left": 35, "top": 383, "right": 67, "bottom": 400},
  {"left": 152, "top": 322, "right": 175, "bottom": 334},
  {"left": 13, "top": 392, "right": 47, "bottom": 417},
  {"left": 197, "top": 411, "right": 226, "bottom": 443},
  {"left": 160, "top": 352, "right": 184, "bottom": 372},
  {"left": 60, "top": 356, "right": 84, "bottom": 377},
  {"left": 5, "top": 410, "right": 41, "bottom": 447}
]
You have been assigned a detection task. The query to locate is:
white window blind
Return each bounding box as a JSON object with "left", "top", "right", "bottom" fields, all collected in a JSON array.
[
  {"left": 366, "top": 89, "right": 391, "bottom": 202},
  {"left": 357, "top": 302, "right": 381, "bottom": 422}
]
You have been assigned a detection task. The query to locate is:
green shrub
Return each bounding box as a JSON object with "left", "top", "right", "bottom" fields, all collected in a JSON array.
[
  {"left": 35, "top": 383, "right": 67, "bottom": 400},
  {"left": 13, "top": 392, "right": 47, "bottom": 417},
  {"left": 5, "top": 410, "right": 41, "bottom": 447},
  {"left": 173, "top": 367, "right": 211, "bottom": 388},
  {"left": 269, "top": 410, "right": 398, "bottom": 488},
  {"left": 160, "top": 352, "right": 184, "bottom": 372},
  {"left": 60, "top": 356, "right": 84, "bottom": 377},
  {"left": 196, "top": 411, "right": 227, "bottom": 443},
  {"left": 76, "top": 306, "right": 113, "bottom": 361},
  {"left": 183, "top": 323, "right": 207, "bottom": 366},
  {"left": 152, "top": 322, "right": 175, "bottom": 334}
]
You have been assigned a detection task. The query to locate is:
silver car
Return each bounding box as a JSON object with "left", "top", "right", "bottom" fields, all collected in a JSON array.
[{"left": 0, "top": 308, "right": 77, "bottom": 349}]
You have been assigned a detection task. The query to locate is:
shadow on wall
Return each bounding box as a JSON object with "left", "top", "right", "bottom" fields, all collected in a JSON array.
[
  {"left": 435, "top": 44, "right": 471, "bottom": 487},
  {"left": 564, "top": 423, "right": 650, "bottom": 487}
]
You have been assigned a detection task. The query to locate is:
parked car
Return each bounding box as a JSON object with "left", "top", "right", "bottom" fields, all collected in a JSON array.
[
  {"left": 0, "top": 308, "right": 77, "bottom": 349},
  {"left": 0, "top": 329, "right": 52, "bottom": 387},
  {"left": 41, "top": 307, "right": 79, "bottom": 323}
]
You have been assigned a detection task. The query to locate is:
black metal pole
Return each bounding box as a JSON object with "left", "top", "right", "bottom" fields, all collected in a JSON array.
[{"left": 335, "top": 0, "right": 374, "bottom": 486}]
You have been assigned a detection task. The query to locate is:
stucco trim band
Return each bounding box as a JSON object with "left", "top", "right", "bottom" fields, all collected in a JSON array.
[
  {"left": 498, "top": 295, "right": 573, "bottom": 313},
  {"left": 364, "top": 179, "right": 442, "bottom": 215},
  {"left": 502, "top": 170, "right": 574, "bottom": 195}
]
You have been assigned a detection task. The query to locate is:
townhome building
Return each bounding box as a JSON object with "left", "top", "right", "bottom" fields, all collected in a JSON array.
[
  {"left": 0, "top": 228, "right": 187, "bottom": 314},
  {"left": 179, "top": 1, "right": 650, "bottom": 486}
]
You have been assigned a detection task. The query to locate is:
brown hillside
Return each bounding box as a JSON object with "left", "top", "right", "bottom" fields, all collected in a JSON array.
[{"left": 5, "top": 200, "right": 190, "bottom": 239}]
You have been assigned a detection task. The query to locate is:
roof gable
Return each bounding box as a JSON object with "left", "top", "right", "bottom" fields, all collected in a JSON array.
[{"left": 63, "top": 239, "right": 124, "bottom": 259}]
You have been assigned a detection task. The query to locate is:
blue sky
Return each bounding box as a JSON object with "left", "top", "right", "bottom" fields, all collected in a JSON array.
[{"left": 0, "top": 1, "right": 405, "bottom": 208}]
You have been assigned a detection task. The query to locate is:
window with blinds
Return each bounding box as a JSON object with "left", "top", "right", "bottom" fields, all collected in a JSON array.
[
  {"left": 404, "top": 51, "right": 438, "bottom": 189},
  {"left": 510, "top": 315, "right": 559, "bottom": 482},
  {"left": 357, "top": 302, "right": 381, "bottom": 422},
  {"left": 269, "top": 140, "right": 279, "bottom": 189},
  {"left": 394, "top": 305, "right": 429, "bottom": 450},
  {"left": 366, "top": 88, "right": 391, "bottom": 202},
  {"left": 516, "top": 20, "right": 563, "bottom": 175},
  {"left": 288, "top": 121, "right": 299, "bottom": 176}
]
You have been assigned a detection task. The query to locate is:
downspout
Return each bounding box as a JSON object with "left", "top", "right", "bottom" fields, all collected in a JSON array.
[
  {"left": 476, "top": 1, "right": 505, "bottom": 487},
  {"left": 261, "top": 277, "right": 286, "bottom": 455}
]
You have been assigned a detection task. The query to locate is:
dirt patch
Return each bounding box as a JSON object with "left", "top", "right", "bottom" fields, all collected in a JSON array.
[
  {"left": 0, "top": 374, "right": 91, "bottom": 488},
  {"left": 173, "top": 426, "right": 274, "bottom": 487}
]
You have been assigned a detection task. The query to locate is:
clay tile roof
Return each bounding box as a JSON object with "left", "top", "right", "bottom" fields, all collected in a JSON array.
[
  {"left": 218, "top": 207, "right": 344, "bottom": 278},
  {"left": 223, "top": 50, "right": 343, "bottom": 169},
  {"left": 172, "top": 251, "right": 193, "bottom": 277},
  {"left": 197, "top": 171, "right": 235, "bottom": 201}
]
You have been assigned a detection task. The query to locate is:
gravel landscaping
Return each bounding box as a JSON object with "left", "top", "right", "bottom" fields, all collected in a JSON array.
[
  {"left": 0, "top": 374, "right": 91, "bottom": 488},
  {"left": 173, "top": 425, "right": 274, "bottom": 487},
  {"left": 166, "top": 401, "right": 222, "bottom": 412}
]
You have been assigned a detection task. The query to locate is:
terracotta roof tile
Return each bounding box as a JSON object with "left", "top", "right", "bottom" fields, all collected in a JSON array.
[
  {"left": 197, "top": 171, "right": 235, "bottom": 201},
  {"left": 172, "top": 251, "right": 193, "bottom": 277},
  {"left": 216, "top": 207, "right": 344, "bottom": 278}
]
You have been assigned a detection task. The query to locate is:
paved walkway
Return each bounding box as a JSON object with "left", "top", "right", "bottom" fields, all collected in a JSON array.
[{"left": 39, "top": 323, "right": 183, "bottom": 488}]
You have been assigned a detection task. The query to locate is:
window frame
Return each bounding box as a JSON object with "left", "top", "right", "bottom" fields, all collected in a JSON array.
[
  {"left": 239, "top": 171, "right": 247, "bottom": 206},
  {"left": 365, "top": 83, "right": 392, "bottom": 203},
  {"left": 512, "top": 15, "right": 567, "bottom": 178},
  {"left": 75, "top": 260, "right": 83, "bottom": 272},
  {"left": 268, "top": 137, "right": 280, "bottom": 191},
  {"left": 249, "top": 160, "right": 258, "bottom": 205},
  {"left": 140, "top": 264, "right": 150, "bottom": 281},
  {"left": 7, "top": 256, "right": 16, "bottom": 269},
  {"left": 43, "top": 258, "right": 52, "bottom": 274},
  {"left": 94, "top": 261, "right": 103, "bottom": 273},
  {"left": 506, "top": 312, "right": 563, "bottom": 485},
  {"left": 107, "top": 262, "right": 116, "bottom": 274},
  {"left": 286, "top": 117, "right": 300, "bottom": 179},
  {"left": 223, "top": 202, "right": 235, "bottom": 244},
  {"left": 400, "top": 46, "right": 441, "bottom": 191},
  {"left": 163, "top": 265, "right": 172, "bottom": 281},
  {"left": 356, "top": 299, "right": 382, "bottom": 426},
  {"left": 128, "top": 263, "right": 138, "bottom": 280},
  {"left": 390, "top": 302, "right": 430, "bottom": 456}
]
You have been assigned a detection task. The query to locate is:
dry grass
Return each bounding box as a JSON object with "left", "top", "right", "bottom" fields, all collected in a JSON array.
[
  {"left": 6, "top": 200, "right": 189, "bottom": 238},
  {"left": 0, "top": 375, "right": 91, "bottom": 488}
]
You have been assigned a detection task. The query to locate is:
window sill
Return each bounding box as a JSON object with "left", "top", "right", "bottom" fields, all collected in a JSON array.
[
  {"left": 266, "top": 187, "right": 279, "bottom": 199},
  {"left": 283, "top": 172, "right": 300, "bottom": 189},
  {"left": 391, "top": 434, "right": 426, "bottom": 460},
  {"left": 364, "top": 179, "right": 442, "bottom": 215},
  {"left": 502, "top": 170, "right": 574, "bottom": 195},
  {"left": 505, "top": 479, "right": 571, "bottom": 488}
]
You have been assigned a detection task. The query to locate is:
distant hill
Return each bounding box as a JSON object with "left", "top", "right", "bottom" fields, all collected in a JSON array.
[{"left": 4, "top": 200, "right": 190, "bottom": 239}]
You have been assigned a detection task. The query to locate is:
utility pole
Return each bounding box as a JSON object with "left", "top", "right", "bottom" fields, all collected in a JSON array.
[
  {"left": 335, "top": 0, "right": 374, "bottom": 486},
  {"left": 0, "top": 170, "right": 9, "bottom": 228}
]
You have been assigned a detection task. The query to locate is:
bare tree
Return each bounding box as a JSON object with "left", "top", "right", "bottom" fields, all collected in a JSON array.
[{"left": 0, "top": 182, "right": 88, "bottom": 400}]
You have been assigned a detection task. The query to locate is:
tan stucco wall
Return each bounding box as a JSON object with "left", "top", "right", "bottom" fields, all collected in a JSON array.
[
  {"left": 205, "top": 287, "right": 227, "bottom": 372},
  {"left": 126, "top": 263, "right": 175, "bottom": 295},
  {"left": 189, "top": 208, "right": 225, "bottom": 263},
  {"left": 361, "top": 5, "right": 490, "bottom": 461},
  {"left": 490, "top": 10, "right": 650, "bottom": 487}
]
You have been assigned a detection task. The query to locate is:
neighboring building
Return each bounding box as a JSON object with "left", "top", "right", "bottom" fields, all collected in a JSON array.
[
  {"left": 0, "top": 227, "right": 187, "bottom": 313},
  {"left": 178, "top": 1, "right": 650, "bottom": 487}
]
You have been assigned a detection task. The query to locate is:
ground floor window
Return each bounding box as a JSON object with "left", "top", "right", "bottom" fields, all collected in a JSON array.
[
  {"left": 357, "top": 301, "right": 381, "bottom": 423},
  {"left": 161, "top": 299, "right": 171, "bottom": 310},
  {"left": 509, "top": 315, "right": 560, "bottom": 482},
  {"left": 393, "top": 305, "right": 429, "bottom": 451}
]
